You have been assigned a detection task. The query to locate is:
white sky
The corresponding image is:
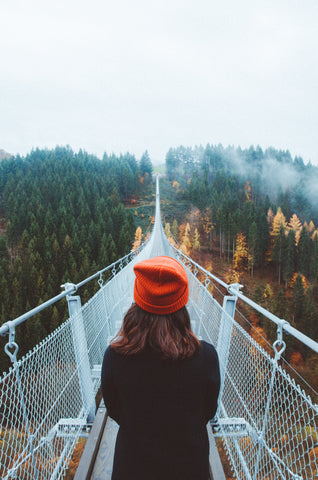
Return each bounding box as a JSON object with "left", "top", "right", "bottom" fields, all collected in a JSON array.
[{"left": 0, "top": 0, "right": 317, "bottom": 164}]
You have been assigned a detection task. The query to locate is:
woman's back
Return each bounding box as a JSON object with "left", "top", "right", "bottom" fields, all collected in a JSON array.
[
  {"left": 101, "top": 256, "right": 220, "bottom": 480},
  {"left": 102, "top": 341, "right": 219, "bottom": 480}
]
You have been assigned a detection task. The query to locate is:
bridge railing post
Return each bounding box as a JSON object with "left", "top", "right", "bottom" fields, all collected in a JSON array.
[
  {"left": 217, "top": 283, "right": 242, "bottom": 405},
  {"left": 63, "top": 284, "right": 96, "bottom": 423}
]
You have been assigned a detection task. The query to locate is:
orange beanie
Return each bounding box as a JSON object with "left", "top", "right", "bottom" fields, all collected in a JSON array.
[{"left": 133, "top": 256, "right": 189, "bottom": 315}]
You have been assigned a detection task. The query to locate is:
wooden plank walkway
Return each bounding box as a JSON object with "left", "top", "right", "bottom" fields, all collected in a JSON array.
[
  {"left": 74, "top": 401, "right": 118, "bottom": 480},
  {"left": 90, "top": 417, "right": 118, "bottom": 479},
  {"left": 75, "top": 403, "right": 226, "bottom": 480}
]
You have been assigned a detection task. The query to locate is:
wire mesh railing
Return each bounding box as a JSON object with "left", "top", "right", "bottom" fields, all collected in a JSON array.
[
  {"left": 167, "top": 242, "right": 318, "bottom": 480},
  {"left": 0, "top": 244, "right": 150, "bottom": 480}
]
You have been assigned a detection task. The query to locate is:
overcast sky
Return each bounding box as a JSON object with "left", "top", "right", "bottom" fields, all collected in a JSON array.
[{"left": 0, "top": 0, "right": 317, "bottom": 164}]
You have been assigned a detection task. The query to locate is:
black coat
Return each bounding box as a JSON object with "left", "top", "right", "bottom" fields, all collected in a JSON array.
[{"left": 101, "top": 341, "right": 220, "bottom": 480}]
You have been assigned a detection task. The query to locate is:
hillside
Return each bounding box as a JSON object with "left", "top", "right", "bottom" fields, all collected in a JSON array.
[
  {"left": 160, "top": 144, "right": 318, "bottom": 391},
  {"left": 0, "top": 149, "right": 11, "bottom": 161},
  {"left": 1, "top": 143, "right": 317, "bottom": 388},
  {"left": 0, "top": 147, "right": 153, "bottom": 371}
]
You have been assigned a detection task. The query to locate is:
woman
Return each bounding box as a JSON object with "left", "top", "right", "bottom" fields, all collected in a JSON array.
[{"left": 101, "top": 256, "right": 220, "bottom": 480}]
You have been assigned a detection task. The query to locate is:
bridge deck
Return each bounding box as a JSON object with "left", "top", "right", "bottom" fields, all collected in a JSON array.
[{"left": 74, "top": 401, "right": 226, "bottom": 480}]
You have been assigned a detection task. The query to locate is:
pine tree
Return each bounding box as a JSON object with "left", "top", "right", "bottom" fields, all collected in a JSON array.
[
  {"left": 202, "top": 207, "right": 213, "bottom": 245},
  {"left": 139, "top": 151, "right": 153, "bottom": 179},
  {"left": 303, "top": 286, "right": 318, "bottom": 341},
  {"left": 0, "top": 268, "right": 10, "bottom": 320},
  {"left": 257, "top": 211, "right": 270, "bottom": 267},
  {"left": 297, "top": 227, "right": 310, "bottom": 276},
  {"left": 283, "top": 229, "right": 296, "bottom": 284},
  {"left": 192, "top": 228, "right": 200, "bottom": 250},
  {"left": 106, "top": 234, "right": 117, "bottom": 263},
  {"left": 247, "top": 222, "right": 258, "bottom": 276},
  {"left": 272, "top": 224, "right": 287, "bottom": 284},
  {"left": 50, "top": 306, "right": 60, "bottom": 331},
  {"left": 290, "top": 274, "right": 306, "bottom": 330},
  {"left": 310, "top": 232, "right": 318, "bottom": 280},
  {"left": 117, "top": 227, "right": 131, "bottom": 257},
  {"left": 271, "top": 289, "right": 289, "bottom": 320},
  {"left": 171, "top": 219, "right": 179, "bottom": 240}
]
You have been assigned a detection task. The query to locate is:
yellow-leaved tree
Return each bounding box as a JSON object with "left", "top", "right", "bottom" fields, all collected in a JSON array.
[
  {"left": 267, "top": 207, "right": 287, "bottom": 261},
  {"left": 132, "top": 227, "right": 142, "bottom": 251},
  {"left": 271, "top": 207, "right": 287, "bottom": 237},
  {"left": 182, "top": 223, "right": 192, "bottom": 249},
  {"left": 233, "top": 233, "right": 248, "bottom": 273},
  {"left": 287, "top": 213, "right": 302, "bottom": 245},
  {"left": 192, "top": 228, "right": 200, "bottom": 250},
  {"left": 179, "top": 223, "right": 191, "bottom": 255},
  {"left": 164, "top": 222, "right": 172, "bottom": 239}
]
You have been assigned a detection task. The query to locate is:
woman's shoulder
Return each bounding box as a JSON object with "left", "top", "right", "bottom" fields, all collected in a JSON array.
[
  {"left": 103, "top": 344, "right": 118, "bottom": 363},
  {"left": 200, "top": 340, "right": 219, "bottom": 362}
]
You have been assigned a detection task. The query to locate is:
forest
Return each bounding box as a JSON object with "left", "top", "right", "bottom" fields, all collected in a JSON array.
[
  {"left": 0, "top": 146, "right": 153, "bottom": 370},
  {"left": 0, "top": 142, "right": 318, "bottom": 383},
  {"left": 163, "top": 144, "right": 318, "bottom": 381}
]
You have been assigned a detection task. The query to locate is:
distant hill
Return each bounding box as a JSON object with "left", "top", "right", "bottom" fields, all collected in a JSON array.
[{"left": 0, "top": 149, "right": 11, "bottom": 160}]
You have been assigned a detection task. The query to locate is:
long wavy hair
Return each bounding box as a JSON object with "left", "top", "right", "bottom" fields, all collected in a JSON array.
[{"left": 110, "top": 303, "right": 200, "bottom": 360}]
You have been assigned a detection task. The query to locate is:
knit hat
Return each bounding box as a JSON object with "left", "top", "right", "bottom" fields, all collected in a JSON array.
[{"left": 133, "top": 256, "right": 189, "bottom": 315}]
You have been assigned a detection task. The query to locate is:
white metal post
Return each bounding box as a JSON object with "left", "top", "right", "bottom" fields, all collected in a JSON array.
[
  {"left": 217, "top": 295, "right": 236, "bottom": 380},
  {"left": 216, "top": 284, "right": 241, "bottom": 408},
  {"left": 66, "top": 292, "right": 96, "bottom": 423}
]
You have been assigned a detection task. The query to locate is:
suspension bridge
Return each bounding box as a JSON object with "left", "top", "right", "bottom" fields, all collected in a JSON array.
[{"left": 0, "top": 177, "right": 317, "bottom": 479}]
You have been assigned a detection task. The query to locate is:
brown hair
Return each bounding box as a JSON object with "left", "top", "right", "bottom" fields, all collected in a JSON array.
[{"left": 110, "top": 303, "right": 200, "bottom": 360}]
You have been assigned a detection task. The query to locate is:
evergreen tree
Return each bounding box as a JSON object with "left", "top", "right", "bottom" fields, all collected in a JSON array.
[
  {"left": 118, "top": 226, "right": 131, "bottom": 256},
  {"left": 303, "top": 286, "right": 318, "bottom": 341},
  {"left": 192, "top": 228, "right": 200, "bottom": 250},
  {"left": 105, "top": 234, "right": 117, "bottom": 264},
  {"left": 283, "top": 229, "right": 296, "bottom": 284},
  {"left": 273, "top": 224, "right": 287, "bottom": 284},
  {"left": 310, "top": 233, "right": 318, "bottom": 280},
  {"left": 171, "top": 219, "right": 179, "bottom": 240},
  {"left": 139, "top": 151, "right": 153, "bottom": 179},
  {"left": 297, "top": 227, "right": 310, "bottom": 276},
  {"left": 0, "top": 147, "right": 139, "bottom": 367},
  {"left": 247, "top": 222, "right": 258, "bottom": 276},
  {"left": 290, "top": 274, "right": 306, "bottom": 330}
]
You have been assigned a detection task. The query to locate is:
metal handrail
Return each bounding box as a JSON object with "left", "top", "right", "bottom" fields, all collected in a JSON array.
[
  {"left": 0, "top": 242, "right": 146, "bottom": 338},
  {"left": 170, "top": 243, "right": 318, "bottom": 354}
]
